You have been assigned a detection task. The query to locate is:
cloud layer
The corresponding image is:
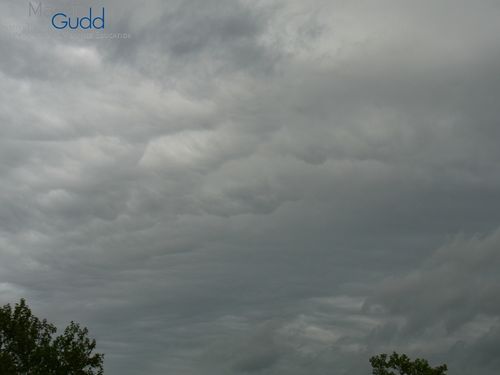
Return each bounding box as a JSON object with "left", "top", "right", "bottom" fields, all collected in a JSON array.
[{"left": 1, "top": 0, "right": 500, "bottom": 374}]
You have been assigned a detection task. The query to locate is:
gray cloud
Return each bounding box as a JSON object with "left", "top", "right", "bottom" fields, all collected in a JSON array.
[
  {"left": 363, "top": 229, "right": 500, "bottom": 374},
  {"left": 1, "top": 0, "right": 500, "bottom": 374}
]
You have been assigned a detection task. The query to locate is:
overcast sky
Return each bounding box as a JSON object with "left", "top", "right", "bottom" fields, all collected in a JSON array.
[{"left": 1, "top": 0, "right": 500, "bottom": 374}]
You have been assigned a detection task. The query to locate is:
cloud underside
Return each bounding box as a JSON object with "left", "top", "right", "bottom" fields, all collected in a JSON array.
[{"left": 1, "top": 0, "right": 500, "bottom": 374}]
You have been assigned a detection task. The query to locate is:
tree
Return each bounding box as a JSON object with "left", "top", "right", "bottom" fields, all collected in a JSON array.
[
  {"left": 0, "top": 299, "right": 103, "bottom": 375},
  {"left": 369, "top": 352, "right": 447, "bottom": 375}
]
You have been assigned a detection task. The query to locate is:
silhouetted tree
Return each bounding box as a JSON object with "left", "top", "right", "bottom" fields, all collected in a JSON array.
[
  {"left": 370, "top": 352, "right": 447, "bottom": 375},
  {"left": 0, "top": 299, "right": 103, "bottom": 374}
]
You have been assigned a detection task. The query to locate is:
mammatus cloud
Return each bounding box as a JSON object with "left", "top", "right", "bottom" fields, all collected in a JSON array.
[{"left": 1, "top": 0, "right": 500, "bottom": 374}]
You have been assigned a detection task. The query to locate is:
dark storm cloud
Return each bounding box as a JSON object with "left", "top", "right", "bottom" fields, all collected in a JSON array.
[
  {"left": 363, "top": 229, "right": 500, "bottom": 375},
  {"left": 369, "top": 230, "right": 500, "bottom": 328},
  {"left": 1, "top": 0, "right": 500, "bottom": 374}
]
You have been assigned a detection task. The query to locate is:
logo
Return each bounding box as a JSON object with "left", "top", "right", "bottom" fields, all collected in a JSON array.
[
  {"left": 51, "top": 8, "right": 105, "bottom": 30},
  {"left": 3, "top": 1, "right": 130, "bottom": 40},
  {"left": 28, "top": 2, "right": 106, "bottom": 30}
]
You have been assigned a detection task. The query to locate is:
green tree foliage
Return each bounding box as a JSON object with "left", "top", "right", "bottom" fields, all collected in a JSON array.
[
  {"left": 369, "top": 352, "right": 447, "bottom": 375},
  {"left": 0, "top": 299, "right": 103, "bottom": 375}
]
